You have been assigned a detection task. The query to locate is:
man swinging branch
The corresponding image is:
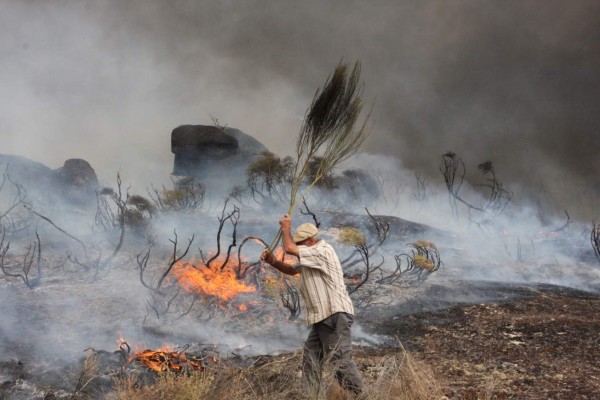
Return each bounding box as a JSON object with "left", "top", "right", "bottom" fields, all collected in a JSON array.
[{"left": 261, "top": 215, "right": 363, "bottom": 396}]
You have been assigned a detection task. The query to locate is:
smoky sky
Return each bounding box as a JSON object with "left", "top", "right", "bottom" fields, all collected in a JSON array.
[{"left": 1, "top": 0, "right": 599, "bottom": 214}]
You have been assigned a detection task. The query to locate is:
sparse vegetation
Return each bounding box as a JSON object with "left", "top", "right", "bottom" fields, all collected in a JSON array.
[
  {"left": 149, "top": 177, "right": 206, "bottom": 213},
  {"left": 440, "top": 152, "right": 512, "bottom": 223},
  {"left": 0, "top": 228, "right": 41, "bottom": 289},
  {"left": 108, "top": 345, "right": 442, "bottom": 400},
  {"left": 378, "top": 240, "right": 442, "bottom": 286},
  {"left": 0, "top": 164, "right": 28, "bottom": 232},
  {"left": 246, "top": 151, "right": 293, "bottom": 202}
]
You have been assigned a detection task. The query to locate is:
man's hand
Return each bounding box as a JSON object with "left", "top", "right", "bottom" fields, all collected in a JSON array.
[
  {"left": 260, "top": 247, "right": 298, "bottom": 276},
  {"left": 279, "top": 214, "right": 292, "bottom": 231},
  {"left": 260, "top": 248, "right": 276, "bottom": 266}
]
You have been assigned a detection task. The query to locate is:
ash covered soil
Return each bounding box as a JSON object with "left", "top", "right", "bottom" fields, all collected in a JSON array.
[
  {"left": 194, "top": 281, "right": 600, "bottom": 400},
  {"left": 1, "top": 211, "right": 599, "bottom": 399},
  {"left": 357, "top": 281, "right": 600, "bottom": 399}
]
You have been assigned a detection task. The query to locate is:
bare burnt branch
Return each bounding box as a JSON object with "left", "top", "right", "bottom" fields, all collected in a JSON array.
[
  {"left": 440, "top": 152, "right": 481, "bottom": 217},
  {"left": 592, "top": 223, "right": 600, "bottom": 264},
  {"left": 343, "top": 210, "right": 388, "bottom": 296},
  {"left": 347, "top": 244, "right": 370, "bottom": 295},
  {"left": 137, "top": 245, "right": 157, "bottom": 292},
  {"left": 177, "top": 297, "right": 199, "bottom": 319},
  {"left": 299, "top": 197, "right": 321, "bottom": 228},
  {"left": 67, "top": 251, "right": 105, "bottom": 277},
  {"left": 26, "top": 205, "right": 87, "bottom": 252},
  {"left": 411, "top": 171, "right": 428, "bottom": 203},
  {"left": 0, "top": 174, "right": 27, "bottom": 224},
  {"left": 219, "top": 205, "right": 240, "bottom": 271},
  {"left": 94, "top": 193, "right": 116, "bottom": 232},
  {"left": 476, "top": 164, "right": 513, "bottom": 215},
  {"left": 378, "top": 241, "right": 442, "bottom": 286},
  {"left": 165, "top": 283, "right": 182, "bottom": 314},
  {"left": 0, "top": 164, "right": 7, "bottom": 192},
  {"left": 365, "top": 208, "right": 389, "bottom": 244},
  {"left": 146, "top": 299, "right": 160, "bottom": 321},
  {"left": 236, "top": 236, "right": 267, "bottom": 279},
  {"left": 0, "top": 228, "right": 42, "bottom": 289},
  {"left": 156, "top": 231, "right": 194, "bottom": 291},
  {"left": 553, "top": 210, "right": 572, "bottom": 232},
  {"left": 206, "top": 199, "right": 237, "bottom": 268},
  {"left": 110, "top": 173, "right": 129, "bottom": 258},
  {"left": 280, "top": 278, "right": 301, "bottom": 320}
]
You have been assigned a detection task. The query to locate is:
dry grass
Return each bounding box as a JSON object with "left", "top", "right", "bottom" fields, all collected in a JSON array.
[
  {"left": 338, "top": 227, "right": 367, "bottom": 247},
  {"left": 108, "top": 346, "right": 443, "bottom": 400},
  {"left": 360, "top": 350, "right": 442, "bottom": 400}
]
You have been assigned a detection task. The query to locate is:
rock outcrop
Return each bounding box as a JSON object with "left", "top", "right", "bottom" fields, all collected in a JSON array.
[
  {"left": 171, "top": 125, "right": 268, "bottom": 192},
  {"left": 54, "top": 158, "right": 99, "bottom": 203},
  {"left": 0, "top": 154, "right": 99, "bottom": 205}
]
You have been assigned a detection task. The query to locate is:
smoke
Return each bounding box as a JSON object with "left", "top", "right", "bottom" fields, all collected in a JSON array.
[
  {"left": 1, "top": 0, "right": 598, "bottom": 215},
  {"left": 0, "top": 0, "right": 600, "bottom": 382}
]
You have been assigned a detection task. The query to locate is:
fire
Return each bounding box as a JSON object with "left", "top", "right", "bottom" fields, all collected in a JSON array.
[
  {"left": 172, "top": 257, "right": 256, "bottom": 302},
  {"left": 118, "top": 336, "right": 214, "bottom": 373},
  {"left": 131, "top": 348, "right": 205, "bottom": 373}
]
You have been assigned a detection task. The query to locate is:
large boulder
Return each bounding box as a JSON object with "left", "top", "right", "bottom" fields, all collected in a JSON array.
[
  {"left": 0, "top": 154, "right": 55, "bottom": 189},
  {"left": 55, "top": 159, "right": 99, "bottom": 191},
  {"left": 171, "top": 125, "right": 268, "bottom": 192},
  {"left": 54, "top": 158, "right": 99, "bottom": 203},
  {"left": 0, "top": 154, "right": 99, "bottom": 206}
]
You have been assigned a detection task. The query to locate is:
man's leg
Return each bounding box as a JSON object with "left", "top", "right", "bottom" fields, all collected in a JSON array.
[
  {"left": 301, "top": 324, "right": 323, "bottom": 396},
  {"left": 318, "top": 313, "right": 363, "bottom": 395}
]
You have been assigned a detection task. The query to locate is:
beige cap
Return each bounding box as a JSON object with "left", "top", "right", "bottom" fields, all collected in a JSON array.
[{"left": 292, "top": 223, "right": 319, "bottom": 243}]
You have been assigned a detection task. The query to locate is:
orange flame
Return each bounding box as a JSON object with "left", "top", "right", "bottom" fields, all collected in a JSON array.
[
  {"left": 172, "top": 257, "right": 255, "bottom": 302},
  {"left": 131, "top": 348, "right": 206, "bottom": 373}
]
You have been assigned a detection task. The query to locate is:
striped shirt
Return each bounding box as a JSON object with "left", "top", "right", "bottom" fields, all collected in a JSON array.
[{"left": 292, "top": 240, "right": 354, "bottom": 326}]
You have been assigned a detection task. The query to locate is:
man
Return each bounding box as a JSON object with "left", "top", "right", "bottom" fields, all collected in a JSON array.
[{"left": 261, "top": 215, "right": 363, "bottom": 396}]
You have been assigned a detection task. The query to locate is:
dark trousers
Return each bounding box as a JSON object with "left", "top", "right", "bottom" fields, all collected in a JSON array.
[{"left": 302, "top": 312, "right": 363, "bottom": 396}]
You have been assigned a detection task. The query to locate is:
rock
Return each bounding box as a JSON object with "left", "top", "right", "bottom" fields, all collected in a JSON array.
[
  {"left": 54, "top": 158, "right": 99, "bottom": 204},
  {"left": 171, "top": 125, "right": 268, "bottom": 193},
  {"left": 0, "top": 154, "right": 55, "bottom": 189},
  {"left": 0, "top": 154, "right": 99, "bottom": 206},
  {"left": 55, "top": 159, "right": 99, "bottom": 190}
]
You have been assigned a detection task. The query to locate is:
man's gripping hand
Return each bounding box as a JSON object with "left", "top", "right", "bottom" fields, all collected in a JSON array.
[
  {"left": 279, "top": 214, "right": 292, "bottom": 231},
  {"left": 260, "top": 248, "right": 276, "bottom": 266}
]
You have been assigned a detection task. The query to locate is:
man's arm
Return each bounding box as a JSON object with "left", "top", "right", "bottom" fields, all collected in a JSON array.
[
  {"left": 261, "top": 249, "right": 299, "bottom": 276},
  {"left": 280, "top": 214, "right": 299, "bottom": 257}
]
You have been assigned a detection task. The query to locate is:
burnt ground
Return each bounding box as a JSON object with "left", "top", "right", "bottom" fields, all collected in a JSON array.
[
  {"left": 1, "top": 278, "right": 599, "bottom": 399},
  {"left": 355, "top": 282, "right": 600, "bottom": 399}
]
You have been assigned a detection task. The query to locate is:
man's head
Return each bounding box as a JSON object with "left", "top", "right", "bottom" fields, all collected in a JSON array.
[{"left": 293, "top": 223, "right": 319, "bottom": 246}]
